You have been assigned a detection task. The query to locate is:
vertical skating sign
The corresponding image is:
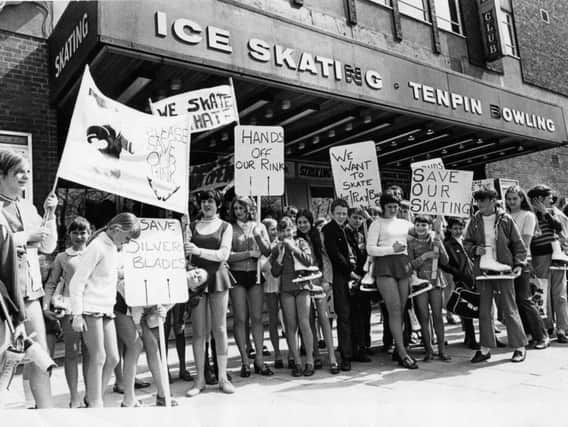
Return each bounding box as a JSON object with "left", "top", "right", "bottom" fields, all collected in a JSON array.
[
  {"left": 329, "top": 141, "right": 382, "bottom": 208},
  {"left": 234, "top": 126, "right": 285, "bottom": 196}
]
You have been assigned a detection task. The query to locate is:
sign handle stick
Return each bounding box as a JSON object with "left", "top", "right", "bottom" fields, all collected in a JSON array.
[
  {"left": 41, "top": 176, "right": 59, "bottom": 227},
  {"left": 157, "top": 319, "right": 171, "bottom": 407},
  {"left": 229, "top": 77, "right": 240, "bottom": 126},
  {"left": 144, "top": 280, "right": 149, "bottom": 306},
  {"left": 256, "top": 195, "right": 262, "bottom": 285}
]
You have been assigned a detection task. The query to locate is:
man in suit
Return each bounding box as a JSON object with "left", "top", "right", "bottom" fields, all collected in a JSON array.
[{"left": 323, "top": 199, "right": 353, "bottom": 371}]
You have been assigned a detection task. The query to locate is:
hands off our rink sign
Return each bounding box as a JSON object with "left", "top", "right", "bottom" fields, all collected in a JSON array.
[
  {"left": 410, "top": 167, "right": 473, "bottom": 218},
  {"left": 329, "top": 141, "right": 382, "bottom": 208},
  {"left": 234, "top": 126, "right": 285, "bottom": 196},
  {"left": 122, "top": 218, "right": 188, "bottom": 307}
]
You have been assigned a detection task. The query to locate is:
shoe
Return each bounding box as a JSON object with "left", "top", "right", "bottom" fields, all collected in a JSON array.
[
  {"left": 422, "top": 352, "right": 434, "bottom": 362},
  {"left": 134, "top": 379, "right": 151, "bottom": 389},
  {"left": 291, "top": 365, "right": 303, "bottom": 377},
  {"left": 511, "top": 349, "right": 526, "bottom": 363},
  {"left": 240, "top": 364, "right": 251, "bottom": 378},
  {"left": 471, "top": 351, "right": 491, "bottom": 363},
  {"left": 534, "top": 337, "right": 550, "bottom": 349},
  {"left": 218, "top": 378, "right": 235, "bottom": 394},
  {"left": 496, "top": 339, "right": 507, "bottom": 348},
  {"left": 340, "top": 360, "right": 351, "bottom": 371},
  {"left": 353, "top": 351, "right": 371, "bottom": 363},
  {"left": 399, "top": 355, "right": 418, "bottom": 369},
  {"left": 314, "top": 358, "right": 323, "bottom": 370},
  {"left": 275, "top": 359, "right": 284, "bottom": 369},
  {"left": 438, "top": 353, "right": 452, "bottom": 362},
  {"left": 288, "top": 359, "right": 296, "bottom": 370},
  {"left": 205, "top": 367, "right": 218, "bottom": 385},
  {"left": 179, "top": 369, "right": 193, "bottom": 382},
  {"left": 156, "top": 395, "right": 179, "bottom": 406},
  {"left": 330, "top": 363, "right": 340, "bottom": 374},
  {"left": 557, "top": 333, "right": 568, "bottom": 343},
  {"left": 185, "top": 385, "right": 205, "bottom": 398},
  {"left": 262, "top": 346, "right": 271, "bottom": 356},
  {"left": 121, "top": 400, "right": 143, "bottom": 408},
  {"left": 318, "top": 340, "right": 326, "bottom": 349},
  {"left": 254, "top": 363, "right": 274, "bottom": 376},
  {"left": 113, "top": 384, "right": 124, "bottom": 394},
  {"left": 303, "top": 363, "right": 315, "bottom": 377}
]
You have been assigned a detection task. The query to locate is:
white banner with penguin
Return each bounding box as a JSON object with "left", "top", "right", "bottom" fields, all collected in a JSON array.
[
  {"left": 56, "top": 66, "right": 191, "bottom": 214},
  {"left": 410, "top": 167, "right": 473, "bottom": 218}
]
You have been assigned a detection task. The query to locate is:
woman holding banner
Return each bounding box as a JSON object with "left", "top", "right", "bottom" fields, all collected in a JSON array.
[
  {"left": 228, "top": 197, "right": 272, "bottom": 377},
  {"left": 184, "top": 190, "right": 235, "bottom": 396},
  {"left": 366, "top": 192, "right": 417, "bottom": 369},
  {"left": 0, "top": 149, "right": 58, "bottom": 408}
]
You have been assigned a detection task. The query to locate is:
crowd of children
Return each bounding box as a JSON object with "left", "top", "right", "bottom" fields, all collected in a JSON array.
[{"left": 3, "top": 148, "right": 568, "bottom": 409}]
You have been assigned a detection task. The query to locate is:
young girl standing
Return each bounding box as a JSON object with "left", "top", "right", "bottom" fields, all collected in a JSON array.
[
  {"left": 44, "top": 217, "right": 91, "bottom": 408},
  {"left": 69, "top": 213, "right": 141, "bottom": 408}
]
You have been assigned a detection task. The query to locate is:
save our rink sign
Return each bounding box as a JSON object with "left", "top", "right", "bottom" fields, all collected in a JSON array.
[
  {"left": 234, "top": 125, "right": 285, "bottom": 196},
  {"left": 329, "top": 141, "right": 382, "bottom": 207},
  {"left": 410, "top": 167, "right": 473, "bottom": 218},
  {"left": 122, "top": 218, "right": 188, "bottom": 307}
]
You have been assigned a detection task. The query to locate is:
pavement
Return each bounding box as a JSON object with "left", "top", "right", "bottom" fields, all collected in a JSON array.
[{"left": 2, "top": 309, "right": 568, "bottom": 427}]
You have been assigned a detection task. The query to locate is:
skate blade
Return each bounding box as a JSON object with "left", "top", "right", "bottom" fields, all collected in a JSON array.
[
  {"left": 476, "top": 274, "right": 516, "bottom": 280},
  {"left": 409, "top": 283, "right": 433, "bottom": 298},
  {"left": 292, "top": 272, "right": 323, "bottom": 283}
]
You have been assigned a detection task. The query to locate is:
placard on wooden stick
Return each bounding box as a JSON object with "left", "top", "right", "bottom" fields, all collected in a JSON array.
[
  {"left": 329, "top": 141, "right": 382, "bottom": 208},
  {"left": 234, "top": 125, "right": 285, "bottom": 196},
  {"left": 122, "top": 218, "right": 188, "bottom": 307},
  {"left": 410, "top": 167, "right": 473, "bottom": 218}
]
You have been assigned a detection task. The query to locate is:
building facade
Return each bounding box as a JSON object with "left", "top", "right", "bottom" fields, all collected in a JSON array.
[{"left": 1, "top": 0, "right": 567, "bottom": 217}]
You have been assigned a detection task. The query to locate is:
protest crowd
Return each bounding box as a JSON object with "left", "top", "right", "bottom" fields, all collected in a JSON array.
[{"left": 2, "top": 140, "right": 568, "bottom": 408}]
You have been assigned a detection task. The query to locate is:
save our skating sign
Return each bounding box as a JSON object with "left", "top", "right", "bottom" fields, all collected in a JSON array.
[{"left": 410, "top": 167, "right": 473, "bottom": 218}]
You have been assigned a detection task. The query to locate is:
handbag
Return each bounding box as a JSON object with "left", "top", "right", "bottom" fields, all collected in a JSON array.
[{"left": 446, "top": 286, "right": 480, "bottom": 319}]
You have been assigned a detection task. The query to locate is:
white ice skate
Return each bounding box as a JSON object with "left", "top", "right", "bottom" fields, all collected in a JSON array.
[
  {"left": 476, "top": 246, "right": 516, "bottom": 280},
  {"left": 550, "top": 240, "right": 568, "bottom": 271}
]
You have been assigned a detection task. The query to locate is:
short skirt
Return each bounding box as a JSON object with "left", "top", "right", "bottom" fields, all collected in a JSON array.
[{"left": 373, "top": 254, "right": 412, "bottom": 280}]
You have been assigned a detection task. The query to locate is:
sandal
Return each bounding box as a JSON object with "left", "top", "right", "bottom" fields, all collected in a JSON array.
[
  {"left": 254, "top": 363, "right": 274, "bottom": 376},
  {"left": 399, "top": 355, "right": 418, "bottom": 370},
  {"left": 121, "top": 400, "right": 143, "bottom": 408},
  {"left": 240, "top": 364, "right": 251, "bottom": 378},
  {"left": 156, "top": 395, "right": 179, "bottom": 406}
]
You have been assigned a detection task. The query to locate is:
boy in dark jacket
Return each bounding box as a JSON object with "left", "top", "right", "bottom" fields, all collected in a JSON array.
[{"left": 464, "top": 187, "right": 528, "bottom": 363}]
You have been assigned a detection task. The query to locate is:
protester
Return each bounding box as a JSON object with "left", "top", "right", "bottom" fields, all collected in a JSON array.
[
  {"left": 322, "top": 199, "right": 354, "bottom": 371},
  {"left": 464, "top": 187, "right": 528, "bottom": 363},
  {"left": 505, "top": 186, "right": 549, "bottom": 349},
  {"left": 270, "top": 216, "right": 314, "bottom": 376},
  {"left": 69, "top": 213, "right": 141, "bottom": 408},
  {"left": 184, "top": 190, "right": 235, "bottom": 396},
  {"left": 259, "top": 218, "right": 284, "bottom": 368},
  {"left": 296, "top": 210, "right": 339, "bottom": 374},
  {"left": 408, "top": 215, "right": 451, "bottom": 361},
  {"left": 0, "top": 149, "right": 58, "bottom": 408},
  {"left": 43, "top": 217, "right": 90, "bottom": 407},
  {"left": 441, "top": 217, "right": 479, "bottom": 349},
  {"left": 344, "top": 207, "right": 372, "bottom": 363},
  {"left": 164, "top": 302, "right": 193, "bottom": 382},
  {"left": 528, "top": 185, "right": 568, "bottom": 343},
  {"left": 366, "top": 193, "right": 416, "bottom": 369}
]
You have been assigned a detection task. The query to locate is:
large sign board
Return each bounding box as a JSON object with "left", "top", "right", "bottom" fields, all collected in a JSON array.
[
  {"left": 122, "top": 218, "right": 188, "bottom": 307},
  {"left": 410, "top": 167, "right": 474, "bottom": 217},
  {"left": 234, "top": 125, "right": 284, "bottom": 196},
  {"left": 330, "top": 141, "right": 382, "bottom": 208}
]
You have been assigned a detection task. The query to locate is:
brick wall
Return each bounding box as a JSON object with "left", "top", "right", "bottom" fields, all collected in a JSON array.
[
  {"left": 0, "top": 29, "right": 58, "bottom": 208},
  {"left": 513, "top": 0, "right": 568, "bottom": 97},
  {"left": 486, "top": 146, "right": 568, "bottom": 201}
]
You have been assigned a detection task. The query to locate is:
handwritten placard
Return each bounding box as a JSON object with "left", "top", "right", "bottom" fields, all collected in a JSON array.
[
  {"left": 234, "top": 125, "right": 285, "bottom": 196},
  {"left": 410, "top": 168, "right": 473, "bottom": 218},
  {"left": 150, "top": 85, "right": 238, "bottom": 132},
  {"left": 122, "top": 218, "right": 188, "bottom": 307},
  {"left": 329, "top": 141, "right": 382, "bottom": 207}
]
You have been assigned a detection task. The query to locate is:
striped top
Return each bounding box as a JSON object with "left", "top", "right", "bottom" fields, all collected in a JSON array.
[{"left": 531, "top": 210, "right": 563, "bottom": 256}]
